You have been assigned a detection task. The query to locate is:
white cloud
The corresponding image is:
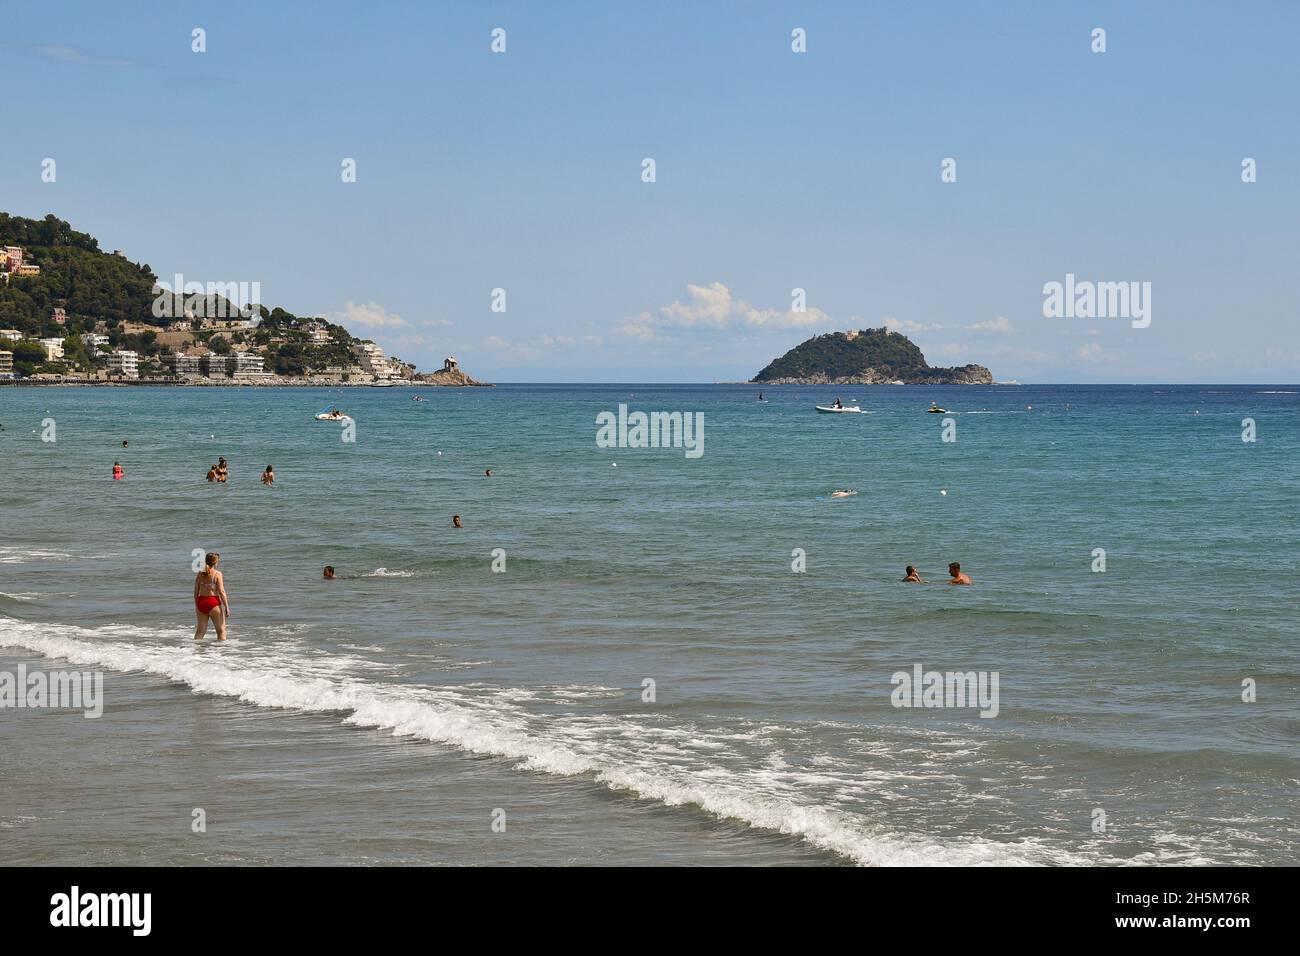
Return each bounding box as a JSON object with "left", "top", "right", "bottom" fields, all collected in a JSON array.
[
  {"left": 482, "top": 333, "right": 589, "bottom": 361},
  {"left": 969, "top": 316, "right": 1012, "bottom": 334},
  {"left": 883, "top": 316, "right": 944, "bottom": 334},
  {"left": 34, "top": 44, "right": 142, "bottom": 67},
  {"left": 621, "top": 282, "right": 832, "bottom": 340},
  {"left": 331, "top": 301, "right": 409, "bottom": 329}
]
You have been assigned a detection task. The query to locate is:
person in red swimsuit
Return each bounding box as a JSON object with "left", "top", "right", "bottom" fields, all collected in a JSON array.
[
  {"left": 193, "top": 552, "right": 231, "bottom": 641},
  {"left": 112, "top": 462, "right": 124, "bottom": 480}
]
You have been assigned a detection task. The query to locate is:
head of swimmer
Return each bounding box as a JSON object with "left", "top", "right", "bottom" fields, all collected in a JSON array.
[
  {"left": 323, "top": 565, "right": 335, "bottom": 580},
  {"left": 204, "top": 552, "right": 220, "bottom": 573}
]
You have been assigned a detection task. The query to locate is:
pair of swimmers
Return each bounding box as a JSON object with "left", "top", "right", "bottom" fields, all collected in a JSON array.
[
  {"left": 903, "top": 562, "right": 972, "bottom": 585},
  {"left": 206, "top": 457, "right": 230, "bottom": 483}
]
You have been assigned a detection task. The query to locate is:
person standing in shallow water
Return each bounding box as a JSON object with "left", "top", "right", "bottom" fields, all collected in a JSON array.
[
  {"left": 452, "top": 515, "right": 463, "bottom": 528},
  {"left": 194, "top": 552, "right": 231, "bottom": 641}
]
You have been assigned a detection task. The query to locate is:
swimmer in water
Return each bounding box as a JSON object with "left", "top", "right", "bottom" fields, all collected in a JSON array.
[
  {"left": 261, "top": 465, "right": 275, "bottom": 485},
  {"left": 947, "top": 562, "right": 972, "bottom": 585},
  {"left": 323, "top": 566, "right": 336, "bottom": 580},
  {"left": 122, "top": 440, "right": 128, "bottom": 448},
  {"left": 206, "top": 464, "right": 219, "bottom": 483},
  {"left": 902, "top": 565, "right": 926, "bottom": 583},
  {"left": 193, "top": 552, "right": 231, "bottom": 641},
  {"left": 216, "top": 457, "right": 229, "bottom": 482},
  {"left": 452, "top": 515, "right": 463, "bottom": 528},
  {"left": 112, "top": 462, "right": 124, "bottom": 480},
  {"left": 830, "top": 489, "right": 856, "bottom": 498},
  {"left": 485, "top": 469, "right": 492, "bottom": 477}
]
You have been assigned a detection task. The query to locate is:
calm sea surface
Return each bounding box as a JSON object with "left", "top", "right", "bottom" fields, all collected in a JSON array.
[{"left": 1, "top": 383, "right": 1297, "bottom": 865}]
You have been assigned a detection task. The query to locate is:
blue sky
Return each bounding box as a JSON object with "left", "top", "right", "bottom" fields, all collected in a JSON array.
[{"left": 3, "top": 1, "right": 1297, "bottom": 382}]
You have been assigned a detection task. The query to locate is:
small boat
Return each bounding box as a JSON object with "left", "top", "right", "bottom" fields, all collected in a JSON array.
[
  {"left": 815, "top": 404, "right": 862, "bottom": 414},
  {"left": 370, "top": 380, "right": 397, "bottom": 388},
  {"left": 314, "top": 403, "right": 351, "bottom": 422},
  {"left": 927, "top": 404, "right": 947, "bottom": 413}
]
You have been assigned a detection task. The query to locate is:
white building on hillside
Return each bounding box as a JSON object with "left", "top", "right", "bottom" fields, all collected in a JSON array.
[
  {"left": 83, "top": 333, "right": 111, "bottom": 355},
  {"left": 39, "top": 337, "right": 65, "bottom": 361},
  {"left": 352, "top": 340, "right": 400, "bottom": 379},
  {"left": 107, "top": 350, "right": 139, "bottom": 379},
  {"left": 169, "top": 352, "right": 203, "bottom": 376}
]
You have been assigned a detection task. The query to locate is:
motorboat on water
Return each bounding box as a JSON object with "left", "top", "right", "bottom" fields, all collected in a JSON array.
[{"left": 815, "top": 404, "right": 862, "bottom": 414}]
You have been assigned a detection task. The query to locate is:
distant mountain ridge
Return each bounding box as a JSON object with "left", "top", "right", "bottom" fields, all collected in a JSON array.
[{"left": 752, "top": 328, "right": 993, "bottom": 384}]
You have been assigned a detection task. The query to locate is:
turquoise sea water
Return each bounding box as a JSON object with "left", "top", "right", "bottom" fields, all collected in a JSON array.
[{"left": 1, "top": 383, "right": 1297, "bottom": 865}]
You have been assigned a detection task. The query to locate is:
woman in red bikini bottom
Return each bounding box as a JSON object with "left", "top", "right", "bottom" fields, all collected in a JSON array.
[{"left": 193, "top": 551, "right": 231, "bottom": 641}]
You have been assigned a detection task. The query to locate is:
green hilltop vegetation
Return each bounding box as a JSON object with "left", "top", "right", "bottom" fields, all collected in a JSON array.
[
  {"left": 0, "top": 213, "right": 154, "bottom": 330},
  {"left": 0, "top": 212, "right": 397, "bottom": 377},
  {"left": 752, "top": 328, "right": 993, "bottom": 384}
]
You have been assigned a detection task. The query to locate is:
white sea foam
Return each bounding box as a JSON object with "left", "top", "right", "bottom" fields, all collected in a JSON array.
[
  {"left": 0, "top": 548, "right": 72, "bottom": 564},
  {"left": 0, "top": 619, "right": 1121, "bottom": 867},
  {"left": 363, "top": 568, "right": 418, "bottom": 578}
]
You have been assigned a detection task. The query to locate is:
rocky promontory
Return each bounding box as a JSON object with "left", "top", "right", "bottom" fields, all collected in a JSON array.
[{"left": 413, "top": 358, "right": 493, "bottom": 386}]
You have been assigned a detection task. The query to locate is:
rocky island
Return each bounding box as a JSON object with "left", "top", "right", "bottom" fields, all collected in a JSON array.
[{"left": 752, "top": 328, "right": 992, "bottom": 385}]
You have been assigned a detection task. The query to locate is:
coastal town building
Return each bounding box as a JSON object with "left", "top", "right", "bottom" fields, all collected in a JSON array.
[
  {"left": 231, "top": 350, "right": 265, "bottom": 378},
  {"left": 167, "top": 352, "right": 204, "bottom": 376},
  {"left": 203, "top": 318, "right": 256, "bottom": 331},
  {"left": 16, "top": 263, "right": 40, "bottom": 276},
  {"left": 309, "top": 324, "right": 332, "bottom": 344},
  {"left": 0, "top": 329, "right": 21, "bottom": 343},
  {"left": 200, "top": 351, "right": 227, "bottom": 378},
  {"left": 0, "top": 350, "right": 13, "bottom": 378},
  {"left": 352, "top": 340, "right": 407, "bottom": 380},
  {"left": 107, "top": 350, "right": 139, "bottom": 379},
  {"left": 318, "top": 365, "right": 353, "bottom": 383},
  {"left": 52, "top": 307, "right": 67, "bottom": 326},
  {"left": 39, "top": 337, "right": 65, "bottom": 361},
  {"left": 83, "top": 333, "right": 111, "bottom": 355}
]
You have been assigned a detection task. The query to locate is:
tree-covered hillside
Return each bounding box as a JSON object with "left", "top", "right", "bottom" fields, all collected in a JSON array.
[
  {"left": 0, "top": 213, "right": 157, "bottom": 335},
  {"left": 753, "top": 328, "right": 992, "bottom": 384},
  {"left": 0, "top": 212, "right": 405, "bottom": 376}
]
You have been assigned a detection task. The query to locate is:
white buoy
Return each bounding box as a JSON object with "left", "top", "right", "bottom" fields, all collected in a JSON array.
[
  {"left": 612, "top": 462, "right": 617, "bottom": 467},
  {"left": 940, "top": 489, "right": 948, "bottom": 496}
]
